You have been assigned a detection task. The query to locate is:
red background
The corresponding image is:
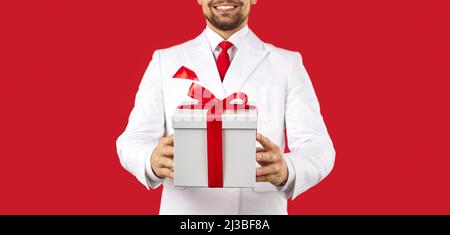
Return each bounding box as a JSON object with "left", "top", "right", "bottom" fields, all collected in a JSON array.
[{"left": 1, "top": 1, "right": 449, "bottom": 214}]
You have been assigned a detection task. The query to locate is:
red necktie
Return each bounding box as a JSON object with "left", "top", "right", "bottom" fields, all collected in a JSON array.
[{"left": 216, "top": 41, "right": 233, "bottom": 81}]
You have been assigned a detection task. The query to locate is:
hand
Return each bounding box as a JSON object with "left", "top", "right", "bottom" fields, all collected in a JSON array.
[
  {"left": 256, "top": 133, "right": 288, "bottom": 187},
  {"left": 150, "top": 134, "right": 174, "bottom": 180}
]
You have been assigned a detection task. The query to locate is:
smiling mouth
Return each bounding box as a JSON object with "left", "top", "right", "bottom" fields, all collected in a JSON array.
[{"left": 212, "top": 4, "right": 239, "bottom": 13}]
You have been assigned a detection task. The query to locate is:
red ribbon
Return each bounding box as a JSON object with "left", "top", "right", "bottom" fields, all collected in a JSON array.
[{"left": 177, "top": 83, "right": 255, "bottom": 188}]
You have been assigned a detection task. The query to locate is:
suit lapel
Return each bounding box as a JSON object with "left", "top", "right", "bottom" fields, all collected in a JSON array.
[
  {"left": 183, "top": 31, "right": 226, "bottom": 99},
  {"left": 223, "top": 31, "right": 270, "bottom": 96},
  {"left": 182, "top": 30, "right": 270, "bottom": 99}
]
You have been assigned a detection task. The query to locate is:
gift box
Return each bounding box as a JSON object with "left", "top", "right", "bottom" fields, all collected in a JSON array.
[{"left": 172, "top": 88, "right": 257, "bottom": 188}]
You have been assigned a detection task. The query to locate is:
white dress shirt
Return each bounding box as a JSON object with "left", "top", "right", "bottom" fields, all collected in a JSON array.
[
  {"left": 205, "top": 25, "right": 249, "bottom": 61},
  {"left": 144, "top": 25, "right": 296, "bottom": 198}
]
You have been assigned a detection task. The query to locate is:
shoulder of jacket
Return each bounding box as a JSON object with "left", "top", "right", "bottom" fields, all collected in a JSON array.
[{"left": 264, "top": 43, "right": 302, "bottom": 62}]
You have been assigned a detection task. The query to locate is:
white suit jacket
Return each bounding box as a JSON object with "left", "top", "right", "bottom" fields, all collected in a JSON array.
[{"left": 116, "top": 28, "right": 335, "bottom": 215}]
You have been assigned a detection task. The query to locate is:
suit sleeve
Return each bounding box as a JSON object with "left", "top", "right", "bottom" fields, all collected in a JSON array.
[
  {"left": 116, "top": 50, "right": 166, "bottom": 189},
  {"left": 282, "top": 52, "right": 336, "bottom": 199}
]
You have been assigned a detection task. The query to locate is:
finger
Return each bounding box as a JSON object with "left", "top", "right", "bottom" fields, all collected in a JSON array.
[
  {"left": 256, "top": 174, "right": 276, "bottom": 183},
  {"left": 160, "top": 157, "right": 174, "bottom": 169},
  {"left": 167, "top": 169, "right": 174, "bottom": 180},
  {"left": 162, "top": 134, "right": 174, "bottom": 146},
  {"left": 256, "top": 133, "right": 275, "bottom": 150},
  {"left": 256, "top": 152, "right": 277, "bottom": 163},
  {"left": 256, "top": 164, "right": 279, "bottom": 176},
  {"left": 158, "top": 168, "right": 174, "bottom": 180},
  {"left": 159, "top": 146, "right": 174, "bottom": 157},
  {"left": 256, "top": 147, "right": 265, "bottom": 153}
]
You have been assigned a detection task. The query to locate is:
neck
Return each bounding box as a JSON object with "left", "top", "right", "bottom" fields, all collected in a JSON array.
[{"left": 206, "top": 20, "right": 248, "bottom": 40}]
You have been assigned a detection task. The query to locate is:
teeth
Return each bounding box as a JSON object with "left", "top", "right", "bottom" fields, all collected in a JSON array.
[{"left": 216, "top": 5, "right": 235, "bottom": 10}]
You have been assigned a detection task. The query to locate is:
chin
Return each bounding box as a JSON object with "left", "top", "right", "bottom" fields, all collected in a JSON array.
[{"left": 217, "top": 19, "right": 234, "bottom": 24}]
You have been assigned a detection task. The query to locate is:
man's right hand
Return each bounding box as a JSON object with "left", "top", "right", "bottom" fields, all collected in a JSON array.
[{"left": 150, "top": 134, "right": 174, "bottom": 180}]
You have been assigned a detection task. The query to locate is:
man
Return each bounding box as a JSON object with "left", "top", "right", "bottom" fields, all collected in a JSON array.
[{"left": 116, "top": 0, "right": 335, "bottom": 214}]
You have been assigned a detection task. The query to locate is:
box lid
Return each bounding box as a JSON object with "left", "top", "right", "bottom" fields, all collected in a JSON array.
[{"left": 172, "top": 106, "right": 257, "bottom": 129}]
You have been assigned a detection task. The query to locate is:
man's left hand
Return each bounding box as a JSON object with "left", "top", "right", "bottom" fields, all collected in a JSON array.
[{"left": 255, "top": 133, "right": 288, "bottom": 187}]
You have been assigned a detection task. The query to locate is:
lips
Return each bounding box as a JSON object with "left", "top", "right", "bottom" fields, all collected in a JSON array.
[{"left": 212, "top": 3, "right": 239, "bottom": 13}]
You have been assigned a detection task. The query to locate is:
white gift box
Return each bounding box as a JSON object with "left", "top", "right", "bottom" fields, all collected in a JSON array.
[{"left": 172, "top": 107, "right": 257, "bottom": 188}]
